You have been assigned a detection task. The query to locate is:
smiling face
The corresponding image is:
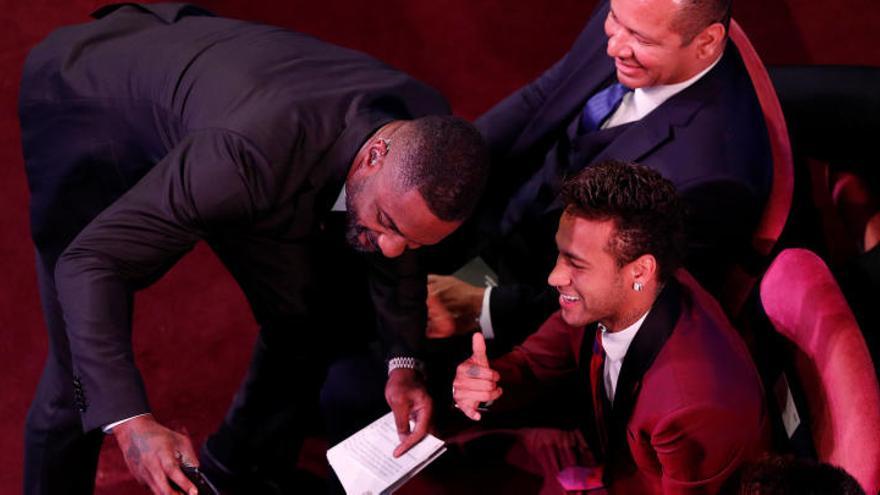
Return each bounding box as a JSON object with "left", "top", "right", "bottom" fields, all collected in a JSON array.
[
  {"left": 547, "top": 212, "right": 632, "bottom": 329},
  {"left": 604, "top": 0, "right": 712, "bottom": 88},
  {"left": 344, "top": 156, "right": 460, "bottom": 258}
]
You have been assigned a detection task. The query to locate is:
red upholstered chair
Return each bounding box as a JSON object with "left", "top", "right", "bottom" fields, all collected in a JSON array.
[
  {"left": 760, "top": 248, "right": 880, "bottom": 494},
  {"left": 720, "top": 20, "right": 795, "bottom": 319}
]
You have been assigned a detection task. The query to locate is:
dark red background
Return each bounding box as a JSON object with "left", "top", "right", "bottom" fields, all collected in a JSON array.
[{"left": 1, "top": 0, "right": 878, "bottom": 492}]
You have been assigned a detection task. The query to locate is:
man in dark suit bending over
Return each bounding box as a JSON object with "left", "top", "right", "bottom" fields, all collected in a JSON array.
[
  {"left": 18, "top": 3, "right": 488, "bottom": 494},
  {"left": 427, "top": 0, "right": 771, "bottom": 349}
]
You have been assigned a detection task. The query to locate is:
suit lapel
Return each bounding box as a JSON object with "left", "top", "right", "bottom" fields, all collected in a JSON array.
[
  {"left": 594, "top": 44, "right": 733, "bottom": 166},
  {"left": 608, "top": 279, "right": 683, "bottom": 438},
  {"left": 591, "top": 119, "right": 673, "bottom": 164},
  {"left": 538, "top": 47, "right": 734, "bottom": 219},
  {"left": 578, "top": 322, "right": 607, "bottom": 461}
]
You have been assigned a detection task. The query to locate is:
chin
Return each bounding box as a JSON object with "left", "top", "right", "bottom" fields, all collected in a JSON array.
[
  {"left": 560, "top": 309, "right": 588, "bottom": 328},
  {"left": 614, "top": 63, "right": 654, "bottom": 89},
  {"left": 616, "top": 73, "right": 645, "bottom": 89}
]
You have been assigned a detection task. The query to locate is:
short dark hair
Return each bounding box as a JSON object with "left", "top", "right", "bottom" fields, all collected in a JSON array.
[
  {"left": 393, "top": 115, "right": 489, "bottom": 222},
  {"left": 724, "top": 455, "right": 866, "bottom": 495},
  {"left": 560, "top": 160, "right": 686, "bottom": 282},
  {"left": 671, "top": 0, "right": 732, "bottom": 44}
]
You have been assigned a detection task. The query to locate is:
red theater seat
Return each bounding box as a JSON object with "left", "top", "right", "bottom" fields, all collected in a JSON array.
[
  {"left": 760, "top": 248, "right": 880, "bottom": 494},
  {"left": 720, "top": 20, "right": 794, "bottom": 319}
]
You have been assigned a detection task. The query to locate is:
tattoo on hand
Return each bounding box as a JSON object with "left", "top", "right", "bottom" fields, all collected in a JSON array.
[
  {"left": 467, "top": 365, "right": 480, "bottom": 378},
  {"left": 126, "top": 430, "right": 158, "bottom": 471}
]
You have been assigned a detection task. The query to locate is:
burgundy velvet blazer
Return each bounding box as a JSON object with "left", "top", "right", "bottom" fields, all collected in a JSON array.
[{"left": 493, "top": 271, "right": 770, "bottom": 494}]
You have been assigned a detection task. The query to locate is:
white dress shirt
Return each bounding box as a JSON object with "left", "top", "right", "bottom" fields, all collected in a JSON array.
[
  {"left": 599, "top": 312, "right": 649, "bottom": 402},
  {"left": 602, "top": 56, "right": 721, "bottom": 129}
]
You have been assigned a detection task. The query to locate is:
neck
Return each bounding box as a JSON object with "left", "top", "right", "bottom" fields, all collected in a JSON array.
[
  {"left": 602, "top": 286, "right": 661, "bottom": 332},
  {"left": 687, "top": 45, "right": 724, "bottom": 79}
]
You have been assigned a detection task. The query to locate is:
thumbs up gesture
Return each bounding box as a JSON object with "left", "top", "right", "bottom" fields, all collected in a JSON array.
[{"left": 452, "top": 332, "right": 503, "bottom": 421}]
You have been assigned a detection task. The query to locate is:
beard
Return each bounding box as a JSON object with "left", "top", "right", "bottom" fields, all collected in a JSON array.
[{"left": 344, "top": 180, "right": 380, "bottom": 253}]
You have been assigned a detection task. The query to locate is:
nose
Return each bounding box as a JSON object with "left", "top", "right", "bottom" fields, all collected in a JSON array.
[
  {"left": 606, "top": 26, "right": 632, "bottom": 60},
  {"left": 605, "top": 29, "right": 632, "bottom": 58},
  {"left": 378, "top": 233, "right": 407, "bottom": 258},
  {"left": 547, "top": 256, "right": 570, "bottom": 288}
]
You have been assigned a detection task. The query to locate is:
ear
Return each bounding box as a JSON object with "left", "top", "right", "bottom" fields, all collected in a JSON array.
[
  {"left": 367, "top": 138, "right": 390, "bottom": 167},
  {"left": 350, "top": 138, "right": 388, "bottom": 179},
  {"left": 629, "top": 253, "right": 657, "bottom": 286},
  {"left": 693, "top": 22, "right": 726, "bottom": 60}
]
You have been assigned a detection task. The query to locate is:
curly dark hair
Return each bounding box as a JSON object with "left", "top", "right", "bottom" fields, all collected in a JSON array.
[
  {"left": 560, "top": 160, "right": 686, "bottom": 283},
  {"left": 722, "top": 455, "right": 866, "bottom": 495},
  {"left": 393, "top": 115, "right": 489, "bottom": 222}
]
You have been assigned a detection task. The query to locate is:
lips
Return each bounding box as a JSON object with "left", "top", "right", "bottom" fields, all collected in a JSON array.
[
  {"left": 615, "top": 58, "right": 642, "bottom": 76},
  {"left": 558, "top": 293, "right": 581, "bottom": 307}
]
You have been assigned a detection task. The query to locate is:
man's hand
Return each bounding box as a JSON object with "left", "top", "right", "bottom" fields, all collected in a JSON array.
[
  {"left": 426, "top": 274, "right": 485, "bottom": 338},
  {"left": 452, "top": 333, "right": 502, "bottom": 421},
  {"left": 385, "top": 367, "right": 433, "bottom": 457},
  {"left": 112, "top": 414, "right": 199, "bottom": 495}
]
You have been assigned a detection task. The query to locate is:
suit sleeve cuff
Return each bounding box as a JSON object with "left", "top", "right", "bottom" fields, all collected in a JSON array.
[
  {"left": 479, "top": 286, "right": 495, "bottom": 340},
  {"left": 102, "top": 412, "right": 151, "bottom": 434}
]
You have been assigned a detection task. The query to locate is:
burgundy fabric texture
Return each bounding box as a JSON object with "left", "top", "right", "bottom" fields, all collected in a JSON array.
[
  {"left": 760, "top": 248, "right": 880, "bottom": 494},
  {"left": 3, "top": 1, "right": 880, "bottom": 493},
  {"left": 484, "top": 271, "right": 768, "bottom": 494}
]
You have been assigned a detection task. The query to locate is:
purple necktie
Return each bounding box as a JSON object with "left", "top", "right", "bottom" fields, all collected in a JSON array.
[{"left": 580, "top": 82, "right": 631, "bottom": 133}]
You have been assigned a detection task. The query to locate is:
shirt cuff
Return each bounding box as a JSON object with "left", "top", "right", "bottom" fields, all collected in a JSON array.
[
  {"left": 102, "top": 412, "right": 151, "bottom": 434},
  {"left": 479, "top": 286, "right": 495, "bottom": 340}
]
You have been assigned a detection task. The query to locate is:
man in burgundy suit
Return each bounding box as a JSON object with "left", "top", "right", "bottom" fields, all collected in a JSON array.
[{"left": 452, "top": 161, "right": 769, "bottom": 494}]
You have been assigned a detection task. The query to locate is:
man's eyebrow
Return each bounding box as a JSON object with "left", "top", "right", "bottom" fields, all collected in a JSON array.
[
  {"left": 610, "top": 8, "right": 655, "bottom": 42},
  {"left": 559, "top": 248, "right": 590, "bottom": 266},
  {"left": 378, "top": 208, "right": 404, "bottom": 237}
]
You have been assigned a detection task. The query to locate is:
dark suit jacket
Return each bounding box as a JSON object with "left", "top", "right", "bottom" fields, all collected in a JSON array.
[
  {"left": 464, "top": 0, "right": 772, "bottom": 347},
  {"left": 492, "top": 271, "right": 769, "bottom": 494},
  {"left": 19, "top": 3, "right": 449, "bottom": 431}
]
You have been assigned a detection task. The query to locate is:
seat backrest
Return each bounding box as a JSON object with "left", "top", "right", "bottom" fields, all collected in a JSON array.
[
  {"left": 760, "top": 248, "right": 880, "bottom": 494},
  {"left": 720, "top": 20, "right": 796, "bottom": 319},
  {"left": 729, "top": 19, "right": 795, "bottom": 258}
]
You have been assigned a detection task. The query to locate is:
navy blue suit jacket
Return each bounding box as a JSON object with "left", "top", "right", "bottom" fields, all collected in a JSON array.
[{"left": 466, "top": 0, "right": 772, "bottom": 346}]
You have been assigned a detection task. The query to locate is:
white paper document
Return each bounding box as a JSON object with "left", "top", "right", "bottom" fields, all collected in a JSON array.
[{"left": 326, "top": 411, "right": 447, "bottom": 495}]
